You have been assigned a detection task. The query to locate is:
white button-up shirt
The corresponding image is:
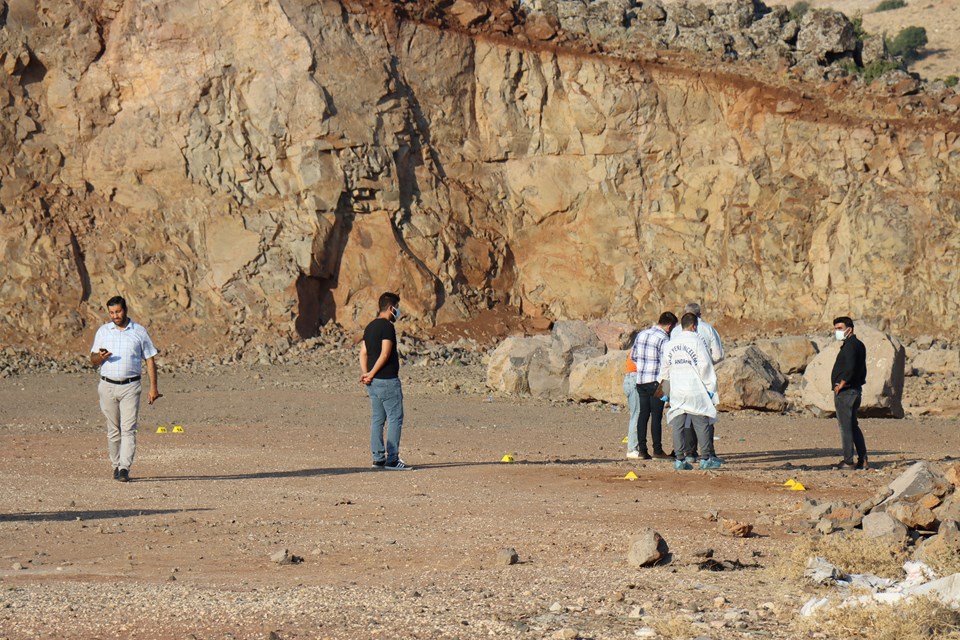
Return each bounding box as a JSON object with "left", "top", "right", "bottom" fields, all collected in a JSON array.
[{"left": 91, "top": 320, "right": 158, "bottom": 379}]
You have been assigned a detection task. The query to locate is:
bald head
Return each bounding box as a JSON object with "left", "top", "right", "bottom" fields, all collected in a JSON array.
[{"left": 683, "top": 302, "right": 701, "bottom": 316}]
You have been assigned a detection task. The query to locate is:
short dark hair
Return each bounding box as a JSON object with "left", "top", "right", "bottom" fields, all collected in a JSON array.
[
  {"left": 658, "top": 311, "right": 679, "bottom": 328},
  {"left": 680, "top": 312, "right": 698, "bottom": 329},
  {"left": 106, "top": 295, "right": 127, "bottom": 311},
  {"left": 832, "top": 316, "right": 854, "bottom": 329},
  {"left": 378, "top": 292, "right": 400, "bottom": 312}
]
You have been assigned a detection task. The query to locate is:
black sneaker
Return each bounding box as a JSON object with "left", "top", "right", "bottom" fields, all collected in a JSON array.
[
  {"left": 118, "top": 468, "right": 130, "bottom": 482},
  {"left": 113, "top": 468, "right": 120, "bottom": 480},
  {"left": 372, "top": 460, "right": 386, "bottom": 468},
  {"left": 834, "top": 460, "right": 856, "bottom": 470},
  {"left": 384, "top": 460, "right": 413, "bottom": 471}
]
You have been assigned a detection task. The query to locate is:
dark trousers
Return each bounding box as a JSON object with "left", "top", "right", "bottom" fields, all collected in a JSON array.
[
  {"left": 636, "top": 382, "right": 665, "bottom": 454},
  {"left": 835, "top": 388, "right": 866, "bottom": 463}
]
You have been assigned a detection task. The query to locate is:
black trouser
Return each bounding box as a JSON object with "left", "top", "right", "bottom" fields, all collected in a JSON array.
[
  {"left": 636, "top": 381, "right": 665, "bottom": 454},
  {"left": 835, "top": 387, "right": 866, "bottom": 463}
]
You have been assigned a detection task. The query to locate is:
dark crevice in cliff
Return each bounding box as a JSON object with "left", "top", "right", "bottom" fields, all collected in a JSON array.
[
  {"left": 68, "top": 227, "right": 92, "bottom": 305},
  {"left": 309, "top": 192, "right": 357, "bottom": 334}
]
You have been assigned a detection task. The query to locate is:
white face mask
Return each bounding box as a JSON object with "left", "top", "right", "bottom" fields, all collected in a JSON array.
[{"left": 835, "top": 329, "right": 846, "bottom": 341}]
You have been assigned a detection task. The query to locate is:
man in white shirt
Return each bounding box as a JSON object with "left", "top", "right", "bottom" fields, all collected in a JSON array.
[
  {"left": 670, "top": 302, "right": 724, "bottom": 459},
  {"left": 670, "top": 302, "right": 723, "bottom": 364},
  {"left": 90, "top": 296, "right": 161, "bottom": 482},
  {"left": 659, "top": 312, "right": 722, "bottom": 470}
]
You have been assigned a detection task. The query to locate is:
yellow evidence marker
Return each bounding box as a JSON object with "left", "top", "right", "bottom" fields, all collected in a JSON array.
[
  {"left": 500, "top": 454, "right": 515, "bottom": 463},
  {"left": 623, "top": 471, "right": 639, "bottom": 480},
  {"left": 155, "top": 426, "right": 168, "bottom": 433},
  {"left": 172, "top": 425, "right": 185, "bottom": 433}
]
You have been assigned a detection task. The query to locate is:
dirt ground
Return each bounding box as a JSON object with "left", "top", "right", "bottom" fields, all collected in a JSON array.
[{"left": 1, "top": 361, "right": 958, "bottom": 640}]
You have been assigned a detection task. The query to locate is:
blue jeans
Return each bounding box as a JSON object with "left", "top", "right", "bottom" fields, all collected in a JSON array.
[
  {"left": 368, "top": 377, "right": 404, "bottom": 464},
  {"left": 623, "top": 374, "right": 641, "bottom": 452}
]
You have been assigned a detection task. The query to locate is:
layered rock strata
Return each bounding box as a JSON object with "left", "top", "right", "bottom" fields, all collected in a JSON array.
[{"left": 1, "top": 0, "right": 958, "bottom": 357}]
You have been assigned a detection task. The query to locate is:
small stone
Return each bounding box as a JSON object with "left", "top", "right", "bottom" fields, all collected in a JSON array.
[
  {"left": 553, "top": 628, "right": 579, "bottom": 640},
  {"left": 549, "top": 601, "right": 563, "bottom": 613},
  {"left": 12, "top": 562, "right": 24, "bottom": 571},
  {"left": 627, "top": 529, "right": 669, "bottom": 567},
  {"left": 495, "top": 547, "right": 519, "bottom": 566},
  {"left": 719, "top": 518, "right": 753, "bottom": 537}
]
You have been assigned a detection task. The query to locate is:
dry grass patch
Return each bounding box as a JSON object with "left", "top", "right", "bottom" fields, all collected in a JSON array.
[
  {"left": 920, "top": 542, "right": 960, "bottom": 578},
  {"left": 774, "top": 531, "right": 910, "bottom": 583},
  {"left": 797, "top": 596, "right": 960, "bottom": 640},
  {"left": 649, "top": 614, "right": 698, "bottom": 639}
]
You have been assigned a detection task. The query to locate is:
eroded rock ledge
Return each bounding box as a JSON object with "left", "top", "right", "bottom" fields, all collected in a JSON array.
[{"left": 0, "top": 0, "right": 958, "bottom": 359}]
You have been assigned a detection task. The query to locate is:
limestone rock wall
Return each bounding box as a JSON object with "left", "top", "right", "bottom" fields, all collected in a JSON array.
[{"left": 1, "top": 0, "right": 958, "bottom": 356}]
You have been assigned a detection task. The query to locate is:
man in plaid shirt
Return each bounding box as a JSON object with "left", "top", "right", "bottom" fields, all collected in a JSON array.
[{"left": 626, "top": 312, "right": 678, "bottom": 459}]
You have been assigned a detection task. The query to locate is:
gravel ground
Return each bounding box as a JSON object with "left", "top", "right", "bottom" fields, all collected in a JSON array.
[{"left": 1, "top": 342, "right": 958, "bottom": 640}]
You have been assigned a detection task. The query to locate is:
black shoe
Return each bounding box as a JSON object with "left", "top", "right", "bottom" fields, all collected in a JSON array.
[
  {"left": 371, "top": 460, "right": 386, "bottom": 468},
  {"left": 639, "top": 452, "right": 653, "bottom": 460},
  {"left": 652, "top": 451, "right": 673, "bottom": 460},
  {"left": 118, "top": 468, "right": 130, "bottom": 482},
  {"left": 113, "top": 468, "right": 119, "bottom": 480},
  {"left": 855, "top": 456, "right": 869, "bottom": 470},
  {"left": 834, "top": 460, "right": 856, "bottom": 470},
  {"left": 384, "top": 460, "right": 413, "bottom": 471}
]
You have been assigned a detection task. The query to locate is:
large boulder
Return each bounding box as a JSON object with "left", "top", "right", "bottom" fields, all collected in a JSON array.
[
  {"left": 715, "top": 346, "right": 788, "bottom": 411},
  {"left": 799, "top": 324, "right": 905, "bottom": 418},
  {"left": 488, "top": 321, "right": 606, "bottom": 400},
  {"left": 527, "top": 320, "right": 606, "bottom": 399},
  {"left": 569, "top": 350, "right": 628, "bottom": 404},
  {"left": 486, "top": 335, "right": 552, "bottom": 395},
  {"left": 755, "top": 336, "right": 818, "bottom": 374},
  {"left": 591, "top": 320, "right": 638, "bottom": 351},
  {"left": 796, "top": 10, "right": 857, "bottom": 61},
  {"left": 911, "top": 349, "right": 960, "bottom": 375}
]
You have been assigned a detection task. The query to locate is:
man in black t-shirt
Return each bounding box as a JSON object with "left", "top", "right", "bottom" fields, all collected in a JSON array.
[
  {"left": 830, "top": 316, "right": 868, "bottom": 470},
  {"left": 359, "top": 292, "right": 411, "bottom": 470}
]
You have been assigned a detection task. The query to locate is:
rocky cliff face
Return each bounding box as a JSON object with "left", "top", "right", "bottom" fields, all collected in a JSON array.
[{"left": 1, "top": 0, "right": 958, "bottom": 357}]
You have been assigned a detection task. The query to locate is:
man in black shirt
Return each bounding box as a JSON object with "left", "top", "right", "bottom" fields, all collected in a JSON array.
[
  {"left": 830, "top": 316, "right": 868, "bottom": 470},
  {"left": 360, "top": 292, "right": 411, "bottom": 471}
]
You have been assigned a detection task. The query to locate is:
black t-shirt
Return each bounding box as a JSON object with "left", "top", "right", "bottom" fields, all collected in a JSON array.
[{"left": 363, "top": 317, "right": 400, "bottom": 379}]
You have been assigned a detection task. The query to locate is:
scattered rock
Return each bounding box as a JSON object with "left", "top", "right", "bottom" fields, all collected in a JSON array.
[
  {"left": 495, "top": 547, "right": 519, "bottom": 566},
  {"left": 627, "top": 529, "right": 669, "bottom": 567},
  {"left": 861, "top": 511, "right": 909, "bottom": 541},
  {"left": 719, "top": 518, "right": 753, "bottom": 538},
  {"left": 269, "top": 549, "right": 303, "bottom": 564},
  {"left": 880, "top": 461, "right": 952, "bottom": 507}
]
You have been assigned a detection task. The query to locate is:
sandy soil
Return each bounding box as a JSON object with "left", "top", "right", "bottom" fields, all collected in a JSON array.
[{"left": 1, "top": 361, "right": 958, "bottom": 640}]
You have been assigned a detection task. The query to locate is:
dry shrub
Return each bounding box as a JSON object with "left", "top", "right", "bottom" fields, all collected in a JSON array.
[
  {"left": 649, "top": 614, "right": 697, "bottom": 639},
  {"left": 797, "top": 596, "right": 960, "bottom": 640},
  {"left": 920, "top": 542, "right": 960, "bottom": 577},
  {"left": 774, "top": 531, "right": 909, "bottom": 583}
]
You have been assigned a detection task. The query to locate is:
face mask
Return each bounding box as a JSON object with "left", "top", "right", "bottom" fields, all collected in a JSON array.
[
  {"left": 391, "top": 306, "right": 401, "bottom": 322},
  {"left": 835, "top": 329, "right": 846, "bottom": 341}
]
